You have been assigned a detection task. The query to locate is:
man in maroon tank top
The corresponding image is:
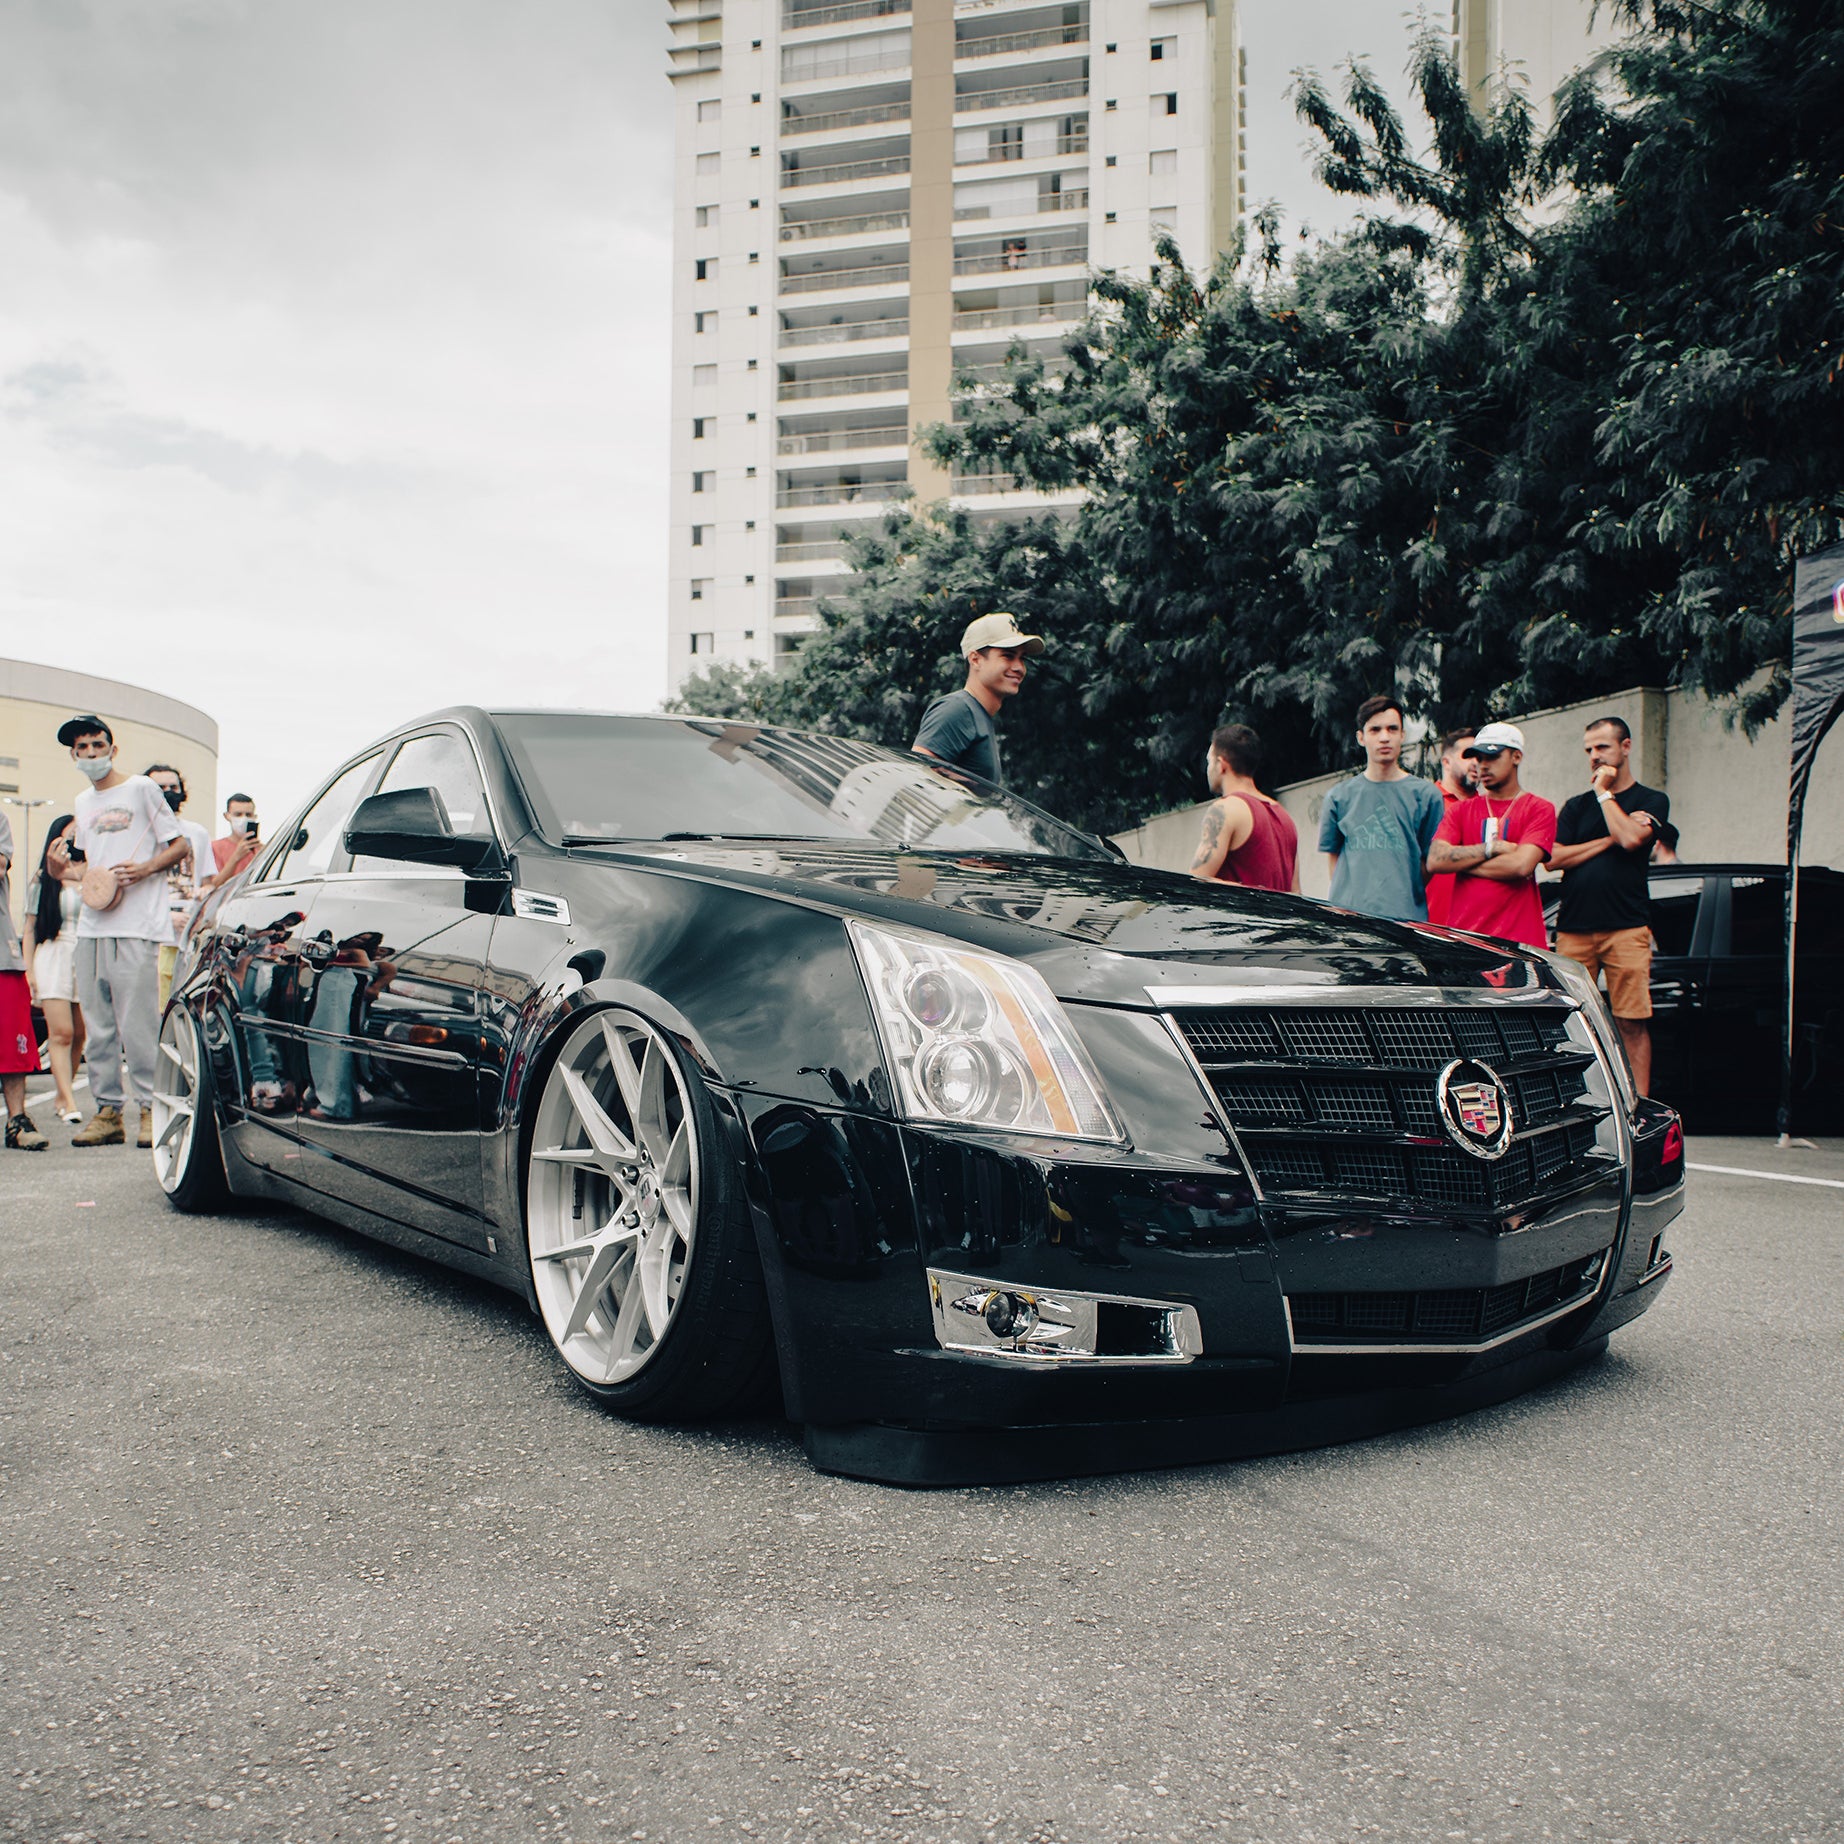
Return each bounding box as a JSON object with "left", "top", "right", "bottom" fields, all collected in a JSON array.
[{"left": 1190, "top": 724, "right": 1301, "bottom": 892}]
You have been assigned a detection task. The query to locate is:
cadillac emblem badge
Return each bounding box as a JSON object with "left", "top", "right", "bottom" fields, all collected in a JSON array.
[{"left": 1436, "top": 1058, "right": 1515, "bottom": 1160}]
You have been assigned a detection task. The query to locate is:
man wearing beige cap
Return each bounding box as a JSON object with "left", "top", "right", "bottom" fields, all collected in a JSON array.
[{"left": 911, "top": 612, "right": 1044, "bottom": 787}]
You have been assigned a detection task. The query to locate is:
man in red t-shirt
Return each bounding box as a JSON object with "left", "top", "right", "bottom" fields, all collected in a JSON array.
[
  {"left": 1425, "top": 723, "right": 1557, "bottom": 949},
  {"left": 1424, "top": 727, "right": 1478, "bottom": 926}
]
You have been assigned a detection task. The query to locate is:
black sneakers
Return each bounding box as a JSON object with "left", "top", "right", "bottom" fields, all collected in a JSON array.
[{"left": 5, "top": 1112, "right": 49, "bottom": 1151}]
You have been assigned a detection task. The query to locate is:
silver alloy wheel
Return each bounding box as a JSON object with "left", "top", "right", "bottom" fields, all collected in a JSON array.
[
  {"left": 527, "top": 1009, "right": 699, "bottom": 1386},
  {"left": 151, "top": 1008, "right": 201, "bottom": 1192}
]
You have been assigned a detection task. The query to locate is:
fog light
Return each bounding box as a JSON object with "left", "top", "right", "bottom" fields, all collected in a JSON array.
[
  {"left": 927, "top": 1267, "right": 1203, "bottom": 1366},
  {"left": 982, "top": 1290, "right": 1035, "bottom": 1340}
]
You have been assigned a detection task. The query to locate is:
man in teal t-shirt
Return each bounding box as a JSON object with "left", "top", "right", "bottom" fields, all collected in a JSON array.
[{"left": 1317, "top": 695, "right": 1446, "bottom": 921}]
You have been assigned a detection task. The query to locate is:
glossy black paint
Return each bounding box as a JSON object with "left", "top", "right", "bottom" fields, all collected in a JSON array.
[{"left": 168, "top": 707, "right": 1683, "bottom": 1482}]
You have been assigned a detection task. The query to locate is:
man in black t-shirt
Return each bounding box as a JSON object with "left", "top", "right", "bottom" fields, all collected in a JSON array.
[
  {"left": 910, "top": 612, "right": 1044, "bottom": 787},
  {"left": 1550, "top": 715, "right": 1679, "bottom": 1096}
]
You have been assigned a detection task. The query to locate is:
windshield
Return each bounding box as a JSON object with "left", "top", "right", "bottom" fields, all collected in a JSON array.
[{"left": 494, "top": 713, "right": 1110, "bottom": 860}]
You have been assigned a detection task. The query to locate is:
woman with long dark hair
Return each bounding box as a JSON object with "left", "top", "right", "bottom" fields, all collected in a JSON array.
[{"left": 23, "top": 815, "right": 86, "bottom": 1123}]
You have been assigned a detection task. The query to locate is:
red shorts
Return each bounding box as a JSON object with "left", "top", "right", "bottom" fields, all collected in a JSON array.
[{"left": 0, "top": 970, "right": 38, "bottom": 1074}]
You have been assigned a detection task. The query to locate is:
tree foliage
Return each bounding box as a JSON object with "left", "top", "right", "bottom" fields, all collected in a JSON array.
[{"left": 721, "top": 0, "right": 1844, "bottom": 831}]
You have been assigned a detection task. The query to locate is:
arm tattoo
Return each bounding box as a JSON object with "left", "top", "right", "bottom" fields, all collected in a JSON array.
[{"left": 1191, "top": 803, "right": 1226, "bottom": 872}]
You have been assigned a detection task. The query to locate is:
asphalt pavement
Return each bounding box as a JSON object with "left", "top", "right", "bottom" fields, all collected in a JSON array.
[{"left": 3, "top": 1115, "right": 1841, "bottom": 1844}]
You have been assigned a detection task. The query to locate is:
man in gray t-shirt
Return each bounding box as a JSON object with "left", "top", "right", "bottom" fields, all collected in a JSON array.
[
  {"left": 1316, "top": 695, "right": 1446, "bottom": 921},
  {"left": 911, "top": 612, "right": 1045, "bottom": 787}
]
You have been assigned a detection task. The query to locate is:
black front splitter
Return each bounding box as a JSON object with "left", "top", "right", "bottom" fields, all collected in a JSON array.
[{"left": 804, "top": 1337, "right": 1609, "bottom": 1487}]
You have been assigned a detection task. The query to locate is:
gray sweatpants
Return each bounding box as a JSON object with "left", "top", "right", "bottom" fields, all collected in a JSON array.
[{"left": 75, "top": 937, "right": 162, "bottom": 1110}]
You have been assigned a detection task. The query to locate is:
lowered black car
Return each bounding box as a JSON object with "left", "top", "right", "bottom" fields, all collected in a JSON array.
[{"left": 154, "top": 710, "right": 1682, "bottom": 1484}]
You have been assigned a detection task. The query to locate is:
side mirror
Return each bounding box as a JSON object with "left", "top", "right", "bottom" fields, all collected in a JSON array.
[{"left": 344, "top": 786, "right": 506, "bottom": 876}]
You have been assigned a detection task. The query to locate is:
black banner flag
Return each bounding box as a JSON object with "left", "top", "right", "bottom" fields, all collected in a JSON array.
[{"left": 1778, "top": 541, "right": 1844, "bottom": 1138}]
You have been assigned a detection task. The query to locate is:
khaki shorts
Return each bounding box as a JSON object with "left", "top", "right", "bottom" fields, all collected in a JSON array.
[{"left": 1555, "top": 926, "right": 1653, "bottom": 1020}]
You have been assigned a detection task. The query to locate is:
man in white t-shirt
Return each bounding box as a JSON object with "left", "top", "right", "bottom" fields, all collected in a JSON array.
[
  {"left": 45, "top": 715, "right": 187, "bottom": 1149},
  {"left": 145, "top": 764, "right": 214, "bottom": 1012}
]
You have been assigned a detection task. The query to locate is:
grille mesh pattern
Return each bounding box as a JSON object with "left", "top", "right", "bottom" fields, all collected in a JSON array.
[
  {"left": 1173, "top": 1001, "right": 1608, "bottom": 1215},
  {"left": 1290, "top": 1254, "right": 1603, "bottom": 1345}
]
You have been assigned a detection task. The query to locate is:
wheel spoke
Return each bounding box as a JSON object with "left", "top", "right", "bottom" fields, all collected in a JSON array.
[
  {"left": 661, "top": 1120, "right": 691, "bottom": 1186},
  {"left": 635, "top": 1038, "right": 674, "bottom": 1168},
  {"left": 153, "top": 1100, "right": 193, "bottom": 1148},
  {"left": 601, "top": 1016, "right": 645, "bottom": 1123},
  {"left": 558, "top": 1065, "right": 637, "bottom": 1163},
  {"left": 562, "top": 1240, "right": 630, "bottom": 1344},
  {"left": 533, "top": 1236, "right": 599, "bottom": 1266},
  {"left": 637, "top": 1218, "right": 683, "bottom": 1338},
  {"left": 531, "top": 1145, "right": 601, "bottom": 1165},
  {"left": 160, "top": 1041, "right": 187, "bottom": 1076},
  {"left": 602, "top": 1264, "right": 647, "bottom": 1376}
]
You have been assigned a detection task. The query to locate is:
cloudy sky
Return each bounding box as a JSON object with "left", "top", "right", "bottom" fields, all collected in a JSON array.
[{"left": 0, "top": 0, "right": 1428, "bottom": 822}]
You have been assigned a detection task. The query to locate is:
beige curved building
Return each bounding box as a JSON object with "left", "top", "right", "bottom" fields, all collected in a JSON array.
[{"left": 1, "top": 656, "right": 219, "bottom": 928}]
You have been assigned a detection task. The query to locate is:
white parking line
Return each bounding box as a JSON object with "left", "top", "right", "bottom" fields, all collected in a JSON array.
[
  {"left": 25, "top": 1074, "right": 90, "bottom": 1109},
  {"left": 1687, "top": 1161, "right": 1844, "bottom": 1191}
]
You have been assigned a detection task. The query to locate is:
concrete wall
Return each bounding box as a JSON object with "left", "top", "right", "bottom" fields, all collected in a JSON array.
[{"left": 1113, "top": 682, "right": 1844, "bottom": 895}]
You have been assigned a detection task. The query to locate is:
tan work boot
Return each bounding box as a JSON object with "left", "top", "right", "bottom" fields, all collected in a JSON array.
[
  {"left": 137, "top": 1111, "right": 154, "bottom": 1150},
  {"left": 72, "top": 1106, "right": 125, "bottom": 1148}
]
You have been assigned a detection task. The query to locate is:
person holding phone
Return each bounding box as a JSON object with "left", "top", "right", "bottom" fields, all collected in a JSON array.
[
  {"left": 211, "top": 792, "right": 262, "bottom": 879},
  {"left": 1424, "top": 722, "right": 1557, "bottom": 950}
]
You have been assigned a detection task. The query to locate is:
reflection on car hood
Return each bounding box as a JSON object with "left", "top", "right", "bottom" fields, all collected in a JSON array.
[{"left": 596, "top": 839, "right": 1549, "bottom": 1005}]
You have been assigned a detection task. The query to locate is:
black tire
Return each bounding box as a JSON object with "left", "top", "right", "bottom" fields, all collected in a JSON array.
[
  {"left": 153, "top": 1003, "right": 231, "bottom": 1213},
  {"left": 523, "top": 1006, "right": 775, "bottom": 1420}
]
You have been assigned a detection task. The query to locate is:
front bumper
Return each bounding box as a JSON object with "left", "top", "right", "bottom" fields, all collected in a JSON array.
[{"left": 734, "top": 1085, "right": 1683, "bottom": 1486}]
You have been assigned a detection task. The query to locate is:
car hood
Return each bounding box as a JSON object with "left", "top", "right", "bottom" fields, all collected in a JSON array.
[{"left": 572, "top": 839, "right": 1554, "bottom": 1007}]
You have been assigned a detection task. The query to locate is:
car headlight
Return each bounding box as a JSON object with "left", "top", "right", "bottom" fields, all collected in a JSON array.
[
  {"left": 848, "top": 920, "right": 1125, "bottom": 1142},
  {"left": 1544, "top": 948, "right": 1636, "bottom": 1110}
]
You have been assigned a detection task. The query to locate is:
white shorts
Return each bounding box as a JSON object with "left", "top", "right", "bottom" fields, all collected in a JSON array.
[{"left": 32, "top": 935, "right": 78, "bottom": 1004}]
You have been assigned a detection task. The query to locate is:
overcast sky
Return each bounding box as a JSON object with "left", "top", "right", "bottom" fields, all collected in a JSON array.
[{"left": 0, "top": 0, "right": 1429, "bottom": 822}]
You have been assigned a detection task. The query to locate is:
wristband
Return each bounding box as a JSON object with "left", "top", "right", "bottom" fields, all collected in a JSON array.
[{"left": 1595, "top": 792, "right": 1615, "bottom": 804}]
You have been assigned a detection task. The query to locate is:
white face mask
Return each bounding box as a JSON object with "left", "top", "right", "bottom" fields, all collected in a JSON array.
[
  {"left": 230, "top": 814, "right": 256, "bottom": 835},
  {"left": 75, "top": 754, "right": 113, "bottom": 784}
]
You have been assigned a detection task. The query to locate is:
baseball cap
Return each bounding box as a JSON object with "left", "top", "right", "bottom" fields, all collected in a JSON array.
[
  {"left": 1463, "top": 721, "right": 1525, "bottom": 759},
  {"left": 57, "top": 713, "right": 113, "bottom": 746},
  {"left": 961, "top": 612, "right": 1045, "bottom": 657}
]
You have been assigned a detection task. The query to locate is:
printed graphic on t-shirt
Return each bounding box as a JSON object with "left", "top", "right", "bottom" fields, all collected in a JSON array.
[{"left": 87, "top": 805, "right": 137, "bottom": 834}]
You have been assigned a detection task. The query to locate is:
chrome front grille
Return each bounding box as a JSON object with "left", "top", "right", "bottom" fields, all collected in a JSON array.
[{"left": 1170, "top": 1002, "right": 1612, "bottom": 1214}]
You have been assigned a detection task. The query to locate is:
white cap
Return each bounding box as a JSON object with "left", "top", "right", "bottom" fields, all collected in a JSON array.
[
  {"left": 961, "top": 612, "right": 1045, "bottom": 657},
  {"left": 1464, "top": 721, "right": 1526, "bottom": 759}
]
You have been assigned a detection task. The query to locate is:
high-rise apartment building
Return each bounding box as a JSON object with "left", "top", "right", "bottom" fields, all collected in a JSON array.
[{"left": 664, "top": 0, "right": 1243, "bottom": 690}]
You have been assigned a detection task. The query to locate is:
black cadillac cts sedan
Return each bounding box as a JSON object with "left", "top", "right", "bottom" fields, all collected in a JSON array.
[{"left": 154, "top": 710, "right": 1683, "bottom": 1484}]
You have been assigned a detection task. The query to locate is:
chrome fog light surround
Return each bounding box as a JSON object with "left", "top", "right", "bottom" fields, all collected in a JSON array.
[{"left": 926, "top": 1268, "right": 1204, "bottom": 1366}]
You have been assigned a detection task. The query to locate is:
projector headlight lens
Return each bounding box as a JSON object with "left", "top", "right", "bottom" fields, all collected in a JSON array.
[{"left": 850, "top": 920, "right": 1125, "bottom": 1142}]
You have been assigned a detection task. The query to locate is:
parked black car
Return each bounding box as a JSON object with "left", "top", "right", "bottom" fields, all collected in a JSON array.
[
  {"left": 1543, "top": 863, "right": 1844, "bottom": 1134},
  {"left": 155, "top": 710, "right": 1682, "bottom": 1484}
]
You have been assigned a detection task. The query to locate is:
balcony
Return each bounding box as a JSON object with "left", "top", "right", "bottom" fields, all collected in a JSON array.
[
  {"left": 783, "top": 32, "right": 913, "bottom": 85},
  {"left": 953, "top": 234, "right": 1087, "bottom": 275},
  {"left": 781, "top": 153, "right": 910, "bottom": 189},
  {"left": 784, "top": 0, "right": 909, "bottom": 26},
  {"left": 954, "top": 74, "right": 1087, "bottom": 113},
  {"left": 777, "top": 367, "right": 908, "bottom": 400},
  {"left": 958, "top": 131, "right": 1087, "bottom": 164},
  {"left": 953, "top": 184, "right": 1088, "bottom": 221},
  {"left": 956, "top": 21, "right": 1087, "bottom": 59},
  {"left": 952, "top": 298, "right": 1083, "bottom": 332},
  {"left": 779, "top": 314, "right": 910, "bottom": 347},
  {"left": 780, "top": 206, "right": 911, "bottom": 241},
  {"left": 952, "top": 470, "right": 1022, "bottom": 494},
  {"left": 777, "top": 422, "right": 909, "bottom": 454},
  {"left": 776, "top": 477, "right": 911, "bottom": 508},
  {"left": 781, "top": 97, "right": 911, "bottom": 136},
  {"left": 777, "top": 537, "right": 850, "bottom": 562},
  {"left": 780, "top": 258, "right": 910, "bottom": 294}
]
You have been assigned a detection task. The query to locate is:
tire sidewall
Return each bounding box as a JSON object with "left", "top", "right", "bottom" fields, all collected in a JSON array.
[{"left": 157, "top": 1003, "right": 229, "bottom": 1212}]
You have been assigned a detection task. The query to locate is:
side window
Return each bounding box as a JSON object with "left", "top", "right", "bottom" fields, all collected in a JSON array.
[
  {"left": 268, "top": 754, "right": 383, "bottom": 884},
  {"left": 1647, "top": 876, "right": 1705, "bottom": 958},
  {"left": 1728, "top": 873, "right": 1784, "bottom": 957},
  {"left": 349, "top": 729, "right": 490, "bottom": 875}
]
